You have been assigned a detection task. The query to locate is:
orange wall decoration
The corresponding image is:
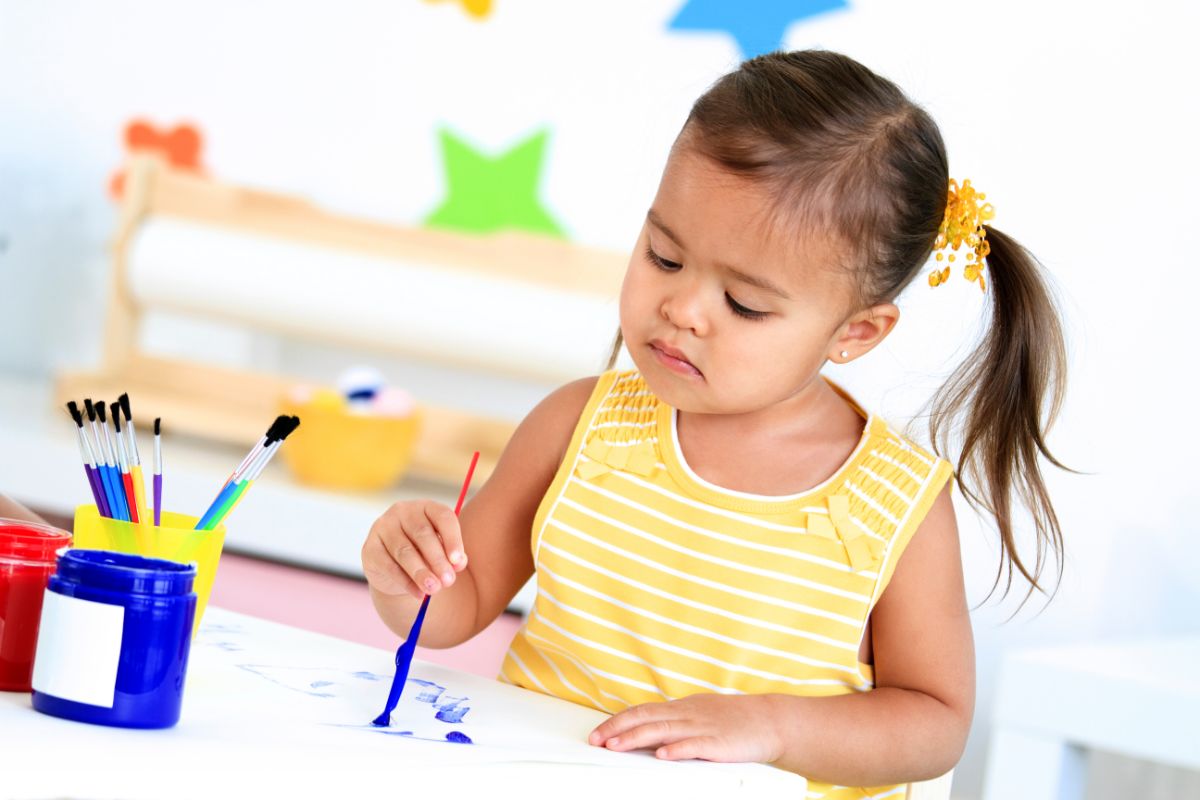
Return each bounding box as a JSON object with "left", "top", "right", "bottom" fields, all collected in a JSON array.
[{"left": 109, "top": 120, "right": 205, "bottom": 199}]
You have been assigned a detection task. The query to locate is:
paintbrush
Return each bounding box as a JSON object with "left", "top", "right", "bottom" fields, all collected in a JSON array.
[
  {"left": 112, "top": 408, "right": 139, "bottom": 523},
  {"left": 84, "top": 399, "right": 117, "bottom": 518},
  {"left": 153, "top": 417, "right": 163, "bottom": 526},
  {"left": 95, "top": 401, "right": 129, "bottom": 521},
  {"left": 66, "top": 401, "right": 107, "bottom": 516},
  {"left": 118, "top": 394, "right": 149, "bottom": 526},
  {"left": 373, "top": 450, "right": 480, "bottom": 727},
  {"left": 195, "top": 416, "right": 301, "bottom": 531}
]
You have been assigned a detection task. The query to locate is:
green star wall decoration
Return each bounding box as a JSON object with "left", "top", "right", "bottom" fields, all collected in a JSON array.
[{"left": 424, "top": 127, "right": 566, "bottom": 238}]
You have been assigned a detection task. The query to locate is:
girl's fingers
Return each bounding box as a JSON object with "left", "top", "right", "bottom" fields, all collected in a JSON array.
[
  {"left": 425, "top": 502, "right": 468, "bottom": 571},
  {"left": 361, "top": 529, "right": 420, "bottom": 597},
  {"left": 392, "top": 536, "right": 442, "bottom": 594},
  {"left": 382, "top": 504, "right": 443, "bottom": 592},
  {"left": 364, "top": 500, "right": 466, "bottom": 598},
  {"left": 588, "top": 703, "right": 668, "bottom": 746},
  {"left": 601, "top": 719, "right": 692, "bottom": 752},
  {"left": 405, "top": 515, "right": 455, "bottom": 590},
  {"left": 654, "top": 736, "right": 723, "bottom": 762}
]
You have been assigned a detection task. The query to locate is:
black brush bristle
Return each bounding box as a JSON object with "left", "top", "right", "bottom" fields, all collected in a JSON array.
[
  {"left": 67, "top": 401, "right": 83, "bottom": 427},
  {"left": 283, "top": 415, "right": 302, "bottom": 438},
  {"left": 264, "top": 415, "right": 289, "bottom": 444},
  {"left": 96, "top": 401, "right": 108, "bottom": 423},
  {"left": 84, "top": 398, "right": 96, "bottom": 422},
  {"left": 113, "top": 413, "right": 122, "bottom": 433},
  {"left": 118, "top": 393, "right": 132, "bottom": 421},
  {"left": 154, "top": 417, "right": 161, "bottom": 436}
]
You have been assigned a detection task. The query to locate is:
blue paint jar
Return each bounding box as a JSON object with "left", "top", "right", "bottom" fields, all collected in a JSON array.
[{"left": 31, "top": 549, "right": 196, "bottom": 729}]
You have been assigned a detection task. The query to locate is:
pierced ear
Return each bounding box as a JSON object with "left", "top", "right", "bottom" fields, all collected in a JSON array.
[{"left": 832, "top": 302, "right": 900, "bottom": 361}]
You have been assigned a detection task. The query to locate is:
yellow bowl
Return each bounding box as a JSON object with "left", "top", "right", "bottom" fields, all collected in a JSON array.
[
  {"left": 71, "top": 504, "right": 225, "bottom": 639},
  {"left": 278, "top": 397, "right": 421, "bottom": 490}
]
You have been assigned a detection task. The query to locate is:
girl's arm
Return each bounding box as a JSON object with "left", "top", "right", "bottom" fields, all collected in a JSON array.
[
  {"left": 363, "top": 377, "right": 598, "bottom": 648},
  {"left": 590, "top": 484, "right": 975, "bottom": 787},
  {"left": 0, "top": 494, "right": 48, "bottom": 526}
]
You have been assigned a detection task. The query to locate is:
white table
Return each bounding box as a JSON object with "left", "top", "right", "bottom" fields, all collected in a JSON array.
[
  {"left": 981, "top": 636, "right": 1200, "bottom": 800},
  {"left": 0, "top": 608, "right": 805, "bottom": 798}
]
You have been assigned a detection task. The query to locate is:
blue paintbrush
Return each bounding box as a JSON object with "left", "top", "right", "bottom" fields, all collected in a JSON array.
[{"left": 373, "top": 450, "right": 479, "bottom": 727}]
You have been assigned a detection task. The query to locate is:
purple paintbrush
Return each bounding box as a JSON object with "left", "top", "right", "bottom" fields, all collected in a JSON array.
[
  {"left": 153, "top": 417, "right": 162, "bottom": 526},
  {"left": 67, "top": 401, "right": 109, "bottom": 517}
]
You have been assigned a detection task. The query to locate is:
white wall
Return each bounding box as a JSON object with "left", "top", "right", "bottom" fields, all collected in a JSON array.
[{"left": 2, "top": 1, "right": 1197, "bottom": 796}]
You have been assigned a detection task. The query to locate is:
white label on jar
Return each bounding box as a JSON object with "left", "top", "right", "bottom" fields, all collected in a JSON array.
[{"left": 31, "top": 590, "right": 125, "bottom": 708}]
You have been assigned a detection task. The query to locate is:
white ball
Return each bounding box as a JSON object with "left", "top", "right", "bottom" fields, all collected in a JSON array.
[{"left": 337, "top": 365, "right": 385, "bottom": 402}]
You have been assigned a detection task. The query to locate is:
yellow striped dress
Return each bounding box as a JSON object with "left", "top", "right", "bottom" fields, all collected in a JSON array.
[{"left": 500, "top": 369, "right": 955, "bottom": 799}]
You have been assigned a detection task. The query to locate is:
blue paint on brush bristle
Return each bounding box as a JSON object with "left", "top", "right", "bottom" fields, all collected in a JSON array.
[{"left": 371, "top": 594, "right": 432, "bottom": 726}]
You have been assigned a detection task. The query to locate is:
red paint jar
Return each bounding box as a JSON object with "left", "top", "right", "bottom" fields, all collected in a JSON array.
[{"left": 0, "top": 518, "right": 72, "bottom": 691}]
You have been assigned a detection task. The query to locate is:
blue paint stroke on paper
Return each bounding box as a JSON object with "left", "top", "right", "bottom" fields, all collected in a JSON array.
[
  {"left": 232, "top": 666, "right": 384, "bottom": 695},
  {"left": 406, "top": 679, "right": 471, "bottom": 723},
  {"left": 435, "top": 700, "right": 469, "bottom": 724},
  {"left": 234, "top": 665, "right": 385, "bottom": 698},
  {"left": 238, "top": 666, "right": 474, "bottom": 743},
  {"left": 329, "top": 723, "right": 473, "bottom": 745},
  {"left": 374, "top": 727, "right": 474, "bottom": 745},
  {"left": 409, "top": 678, "right": 445, "bottom": 704}
]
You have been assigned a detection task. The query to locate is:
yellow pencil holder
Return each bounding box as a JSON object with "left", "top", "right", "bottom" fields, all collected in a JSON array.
[
  {"left": 278, "top": 397, "right": 421, "bottom": 490},
  {"left": 71, "top": 505, "right": 225, "bottom": 639}
]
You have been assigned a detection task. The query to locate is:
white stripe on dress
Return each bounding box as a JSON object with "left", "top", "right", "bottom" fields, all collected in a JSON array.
[
  {"left": 537, "top": 581, "right": 868, "bottom": 679},
  {"left": 529, "top": 609, "right": 865, "bottom": 694},
  {"left": 537, "top": 547, "right": 863, "bottom": 650},
  {"left": 857, "top": 464, "right": 915, "bottom": 504},
  {"left": 570, "top": 480, "right": 879, "bottom": 576},
  {"left": 557, "top": 497, "right": 874, "bottom": 603},
  {"left": 541, "top": 530, "right": 864, "bottom": 628}
]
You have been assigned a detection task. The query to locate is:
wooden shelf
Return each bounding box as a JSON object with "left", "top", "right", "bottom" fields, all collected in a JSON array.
[{"left": 56, "top": 355, "right": 514, "bottom": 488}]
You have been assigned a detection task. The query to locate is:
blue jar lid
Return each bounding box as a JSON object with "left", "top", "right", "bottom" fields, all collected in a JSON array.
[{"left": 57, "top": 549, "right": 196, "bottom": 596}]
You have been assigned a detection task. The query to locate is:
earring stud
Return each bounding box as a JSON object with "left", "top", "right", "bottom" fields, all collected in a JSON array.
[{"left": 840, "top": 350, "right": 849, "bottom": 359}]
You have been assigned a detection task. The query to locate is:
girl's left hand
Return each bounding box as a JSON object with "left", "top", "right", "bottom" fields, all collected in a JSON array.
[{"left": 588, "top": 694, "right": 783, "bottom": 763}]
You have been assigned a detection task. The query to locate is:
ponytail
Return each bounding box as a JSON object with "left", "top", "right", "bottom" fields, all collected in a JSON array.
[{"left": 927, "top": 226, "right": 1071, "bottom": 605}]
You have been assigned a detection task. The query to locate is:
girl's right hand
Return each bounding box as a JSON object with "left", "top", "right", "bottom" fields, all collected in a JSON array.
[{"left": 361, "top": 499, "right": 469, "bottom": 601}]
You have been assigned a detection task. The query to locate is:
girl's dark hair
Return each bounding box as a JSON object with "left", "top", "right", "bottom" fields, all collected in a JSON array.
[{"left": 619, "top": 50, "right": 1070, "bottom": 604}]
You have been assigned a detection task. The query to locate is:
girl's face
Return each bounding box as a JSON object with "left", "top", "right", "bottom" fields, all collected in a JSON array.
[{"left": 619, "top": 147, "right": 868, "bottom": 417}]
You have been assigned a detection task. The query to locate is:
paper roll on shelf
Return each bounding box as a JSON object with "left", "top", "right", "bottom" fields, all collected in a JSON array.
[
  {"left": 126, "top": 218, "right": 620, "bottom": 385},
  {"left": 55, "top": 157, "right": 629, "bottom": 487}
]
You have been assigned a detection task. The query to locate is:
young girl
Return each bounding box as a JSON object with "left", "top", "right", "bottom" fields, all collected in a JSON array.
[{"left": 362, "top": 50, "right": 1067, "bottom": 798}]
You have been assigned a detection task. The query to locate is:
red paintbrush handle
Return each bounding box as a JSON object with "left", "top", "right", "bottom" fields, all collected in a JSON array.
[{"left": 121, "top": 472, "right": 139, "bottom": 523}]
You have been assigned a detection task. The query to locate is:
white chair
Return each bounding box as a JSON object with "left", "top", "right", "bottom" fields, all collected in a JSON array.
[{"left": 981, "top": 636, "right": 1200, "bottom": 800}]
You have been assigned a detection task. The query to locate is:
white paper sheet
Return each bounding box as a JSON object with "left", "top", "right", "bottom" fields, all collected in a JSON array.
[{"left": 3, "top": 609, "right": 806, "bottom": 798}]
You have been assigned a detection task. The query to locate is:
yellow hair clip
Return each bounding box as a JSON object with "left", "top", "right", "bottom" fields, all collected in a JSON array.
[{"left": 929, "top": 178, "right": 995, "bottom": 292}]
